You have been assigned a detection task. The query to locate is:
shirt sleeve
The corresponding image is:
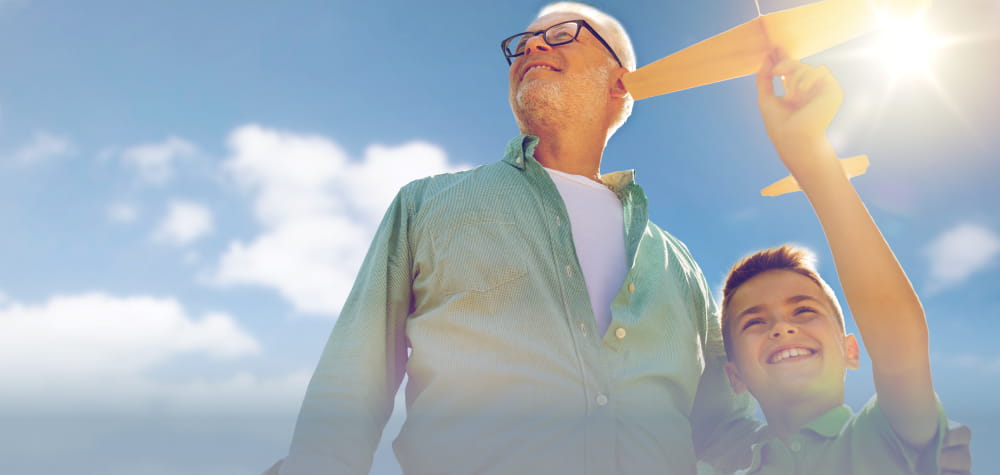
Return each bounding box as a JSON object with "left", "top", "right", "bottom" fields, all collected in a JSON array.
[
  {"left": 686, "top": 253, "right": 762, "bottom": 473},
  {"left": 279, "top": 190, "right": 414, "bottom": 475},
  {"left": 855, "top": 396, "right": 948, "bottom": 475}
]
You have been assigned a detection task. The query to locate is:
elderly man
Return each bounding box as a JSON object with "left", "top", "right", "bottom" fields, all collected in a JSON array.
[
  {"left": 274, "top": 3, "right": 969, "bottom": 475},
  {"left": 276, "top": 3, "right": 754, "bottom": 474}
]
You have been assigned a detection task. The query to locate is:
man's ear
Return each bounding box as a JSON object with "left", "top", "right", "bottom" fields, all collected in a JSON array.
[
  {"left": 610, "top": 67, "right": 629, "bottom": 99},
  {"left": 844, "top": 333, "right": 860, "bottom": 370},
  {"left": 724, "top": 361, "right": 749, "bottom": 394}
]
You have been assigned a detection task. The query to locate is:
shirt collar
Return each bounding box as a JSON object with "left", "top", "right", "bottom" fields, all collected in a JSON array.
[
  {"left": 800, "top": 404, "right": 852, "bottom": 438},
  {"left": 741, "top": 405, "right": 853, "bottom": 474},
  {"left": 502, "top": 134, "right": 536, "bottom": 170},
  {"left": 502, "top": 134, "right": 636, "bottom": 193}
]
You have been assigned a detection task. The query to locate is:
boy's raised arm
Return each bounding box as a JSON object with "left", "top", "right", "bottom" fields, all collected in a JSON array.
[{"left": 756, "top": 50, "right": 938, "bottom": 448}]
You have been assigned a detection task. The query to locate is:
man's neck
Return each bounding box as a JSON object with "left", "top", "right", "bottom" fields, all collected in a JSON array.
[{"left": 528, "top": 128, "right": 607, "bottom": 183}]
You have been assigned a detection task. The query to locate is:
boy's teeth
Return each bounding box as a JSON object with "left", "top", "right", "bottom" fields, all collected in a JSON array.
[{"left": 770, "top": 347, "right": 812, "bottom": 363}]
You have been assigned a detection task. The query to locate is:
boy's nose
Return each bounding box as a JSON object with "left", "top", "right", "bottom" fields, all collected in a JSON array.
[{"left": 770, "top": 325, "right": 796, "bottom": 339}]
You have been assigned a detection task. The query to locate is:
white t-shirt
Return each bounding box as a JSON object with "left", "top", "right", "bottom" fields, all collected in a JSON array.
[{"left": 544, "top": 167, "right": 628, "bottom": 336}]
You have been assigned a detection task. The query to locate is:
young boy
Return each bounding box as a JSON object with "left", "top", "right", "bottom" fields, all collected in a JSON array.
[{"left": 718, "top": 51, "right": 947, "bottom": 474}]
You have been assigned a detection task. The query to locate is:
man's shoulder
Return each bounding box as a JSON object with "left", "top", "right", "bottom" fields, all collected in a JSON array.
[
  {"left": 644, "top": 221, "right": 701, "bottom": 270},
  {"left": 646, "top": 220, "right": 681, "bottom": 245},
  {"left": 393, "top": 160, "right": 527, "bottom": 226},
  {"left": 400, "top": 161, "right": 513, "bottom": 200}
]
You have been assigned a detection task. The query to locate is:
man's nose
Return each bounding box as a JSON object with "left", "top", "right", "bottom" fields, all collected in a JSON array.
[{"left": 524, "top": 34, "right": 551, "bottom": 55}]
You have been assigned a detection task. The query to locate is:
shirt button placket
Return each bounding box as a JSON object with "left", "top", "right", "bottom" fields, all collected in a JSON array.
[{"left": 789, "top": 438, "right": 801, "bottom": 452}]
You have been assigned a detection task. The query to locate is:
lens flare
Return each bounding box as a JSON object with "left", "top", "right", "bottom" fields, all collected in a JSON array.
[{"left": 877, "top": 18, "right": 940, "bottom": 76}]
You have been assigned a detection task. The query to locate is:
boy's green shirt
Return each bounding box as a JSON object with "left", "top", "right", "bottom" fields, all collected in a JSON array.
[{"left": 737, "top": 396, "right": 947, "bottom": 475}]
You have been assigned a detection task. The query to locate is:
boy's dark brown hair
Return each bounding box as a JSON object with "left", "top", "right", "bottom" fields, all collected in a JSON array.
[{"left": 720, "top": 245, "right": 845, "bottom": 360}]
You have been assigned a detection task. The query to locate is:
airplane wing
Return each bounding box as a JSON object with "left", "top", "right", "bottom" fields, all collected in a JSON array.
[
  {"left": 623, "top": 0, "right": 928, "bottom": 100},
  {"left": 623, "top": 0, "right": 927, "bottom": 196},
  {"left": 760, "top": 155, "right": 870, "bottom": 196}
]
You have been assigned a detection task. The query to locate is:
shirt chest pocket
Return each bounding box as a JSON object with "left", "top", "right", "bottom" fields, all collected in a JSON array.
[{"left": 429, "top": 213, "right": 529, "bottom": 295}]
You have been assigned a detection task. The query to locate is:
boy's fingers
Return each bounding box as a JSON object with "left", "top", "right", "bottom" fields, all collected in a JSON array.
[
  {"left": 796, "top": 67, "right": 827, "bottom": 97},
  {"left": 782, "top": 66, "right": 809, "bottom": 100},
  {"left": 770, "top": 47, "right": 790, "bottom": 65},
  {"left": 770, "top": 55, "right": 803, "bottom": 78},
  {"left": 756, "top": 52, "right": 777, "bottom": 98}
]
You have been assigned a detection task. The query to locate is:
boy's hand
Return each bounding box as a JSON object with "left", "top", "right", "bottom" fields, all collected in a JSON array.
[{"left": 756, "top": 49, "right": 842, "bottom": 170}]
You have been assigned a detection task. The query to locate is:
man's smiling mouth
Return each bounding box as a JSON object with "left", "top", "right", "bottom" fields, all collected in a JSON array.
[{"left": 521, "top": 63, "right": 560, "bottom": 80}]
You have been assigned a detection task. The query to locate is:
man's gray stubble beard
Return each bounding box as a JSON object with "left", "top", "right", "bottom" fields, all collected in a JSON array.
[{"left": 512, "top": 65, "right": 612, "bottom": 133}]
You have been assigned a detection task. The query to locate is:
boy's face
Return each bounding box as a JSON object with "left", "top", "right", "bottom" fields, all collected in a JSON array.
[{"left": 723, "top": 270, "right": 859, "bottom": 406}]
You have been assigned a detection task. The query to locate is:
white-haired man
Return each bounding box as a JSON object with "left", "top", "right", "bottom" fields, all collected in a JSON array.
[
  {"left": 274, "top": 3, "right": 968, "bottom": 475},
  {"left": 275, "top": 4, "right": 754, "bottom": 474}
]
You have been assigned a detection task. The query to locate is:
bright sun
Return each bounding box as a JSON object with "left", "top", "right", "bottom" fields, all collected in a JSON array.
[{"left": 874, "top": 16, "right": 941, "bottom": 78}]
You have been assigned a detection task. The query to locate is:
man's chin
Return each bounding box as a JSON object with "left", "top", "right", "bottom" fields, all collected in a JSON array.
[{"left": 513, "top": 90, "right": 560, "bottom": 124}]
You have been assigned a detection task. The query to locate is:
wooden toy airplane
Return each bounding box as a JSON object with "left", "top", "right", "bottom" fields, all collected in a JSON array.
[{"left": 621, "top": 0, "right": 930, "bottom": 196}]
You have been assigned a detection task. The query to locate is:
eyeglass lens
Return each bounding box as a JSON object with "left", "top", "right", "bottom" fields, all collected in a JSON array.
[{"left": 510, "top": 21, "right": 580, "bottom": 56}]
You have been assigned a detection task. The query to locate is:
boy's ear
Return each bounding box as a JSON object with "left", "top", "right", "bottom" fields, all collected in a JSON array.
[
  {"left": 724, "top": 361, "right": 749, "bottom": 394},
  {"left": 844, "top": 333, "right": 860, "bottom": 370}
]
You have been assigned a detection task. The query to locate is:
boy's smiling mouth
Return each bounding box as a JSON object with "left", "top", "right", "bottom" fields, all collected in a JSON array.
[{"left": 767, "top": 346, "right": 817, "bottom": 364}]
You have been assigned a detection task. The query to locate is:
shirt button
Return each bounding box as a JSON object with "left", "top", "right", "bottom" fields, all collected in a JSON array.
[
  {"left": 565, "top": 265, "right": 573, "bottom": 277},
  {"left": 596, "top": 394, "right": 608, "bottom": 406},
  {"left": 628, "top": 283, "right": 635, "bottom": 293},
  {"left": 579, "top": 322, "right": 588, "bottom": 336},
  {"left": 556, "top": 216, "right": 561, "bottom": 225},
  {"left": 789, "top": 440, "right": 801, "bottom": 452},
  {"left": 615, "top": 327, "right": 627, "bottom": 339}
]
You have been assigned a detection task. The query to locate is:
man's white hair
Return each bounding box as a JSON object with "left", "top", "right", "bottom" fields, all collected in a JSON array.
[{"left": 537, "top": 2, "right": 635, "bottom": 140}]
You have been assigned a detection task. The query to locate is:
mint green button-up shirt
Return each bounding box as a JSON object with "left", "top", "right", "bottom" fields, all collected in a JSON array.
[{"left": 281, "top": 135, "right": 758, "bottom": 475}]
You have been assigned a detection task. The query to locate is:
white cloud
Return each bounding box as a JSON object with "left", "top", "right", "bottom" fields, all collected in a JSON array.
[
  {"left": 10, "top": 130, "right": 74, "bottom": 164},
  {"left": 0, "top": 292, "right": 267, "bottom": 411},
  {"left": 121, "top": 136, "right": 198, "bottom": 184},
  {"left": 108, "top": 202, "right": 139, "bottom": 223},
  {"left": 153, "top": 199, "right": 214, "bottom": 245},
  {"left": 924, "top": 223, "right": 1000, "bottom": 291},
  {"left": 215, "top": 215, "right": 368, "bottom": 315},
  {"left": 213, "top": 124, "right": 468, "bottom": 317}
]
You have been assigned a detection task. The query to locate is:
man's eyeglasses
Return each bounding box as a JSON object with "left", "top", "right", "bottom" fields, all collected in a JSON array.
[{"left": 500, "top": 19, "right": 623, "bottom": 68}]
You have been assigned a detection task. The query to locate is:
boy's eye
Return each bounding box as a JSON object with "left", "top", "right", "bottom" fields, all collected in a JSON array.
[
  {"left": 793, "top": 306, "right": 819, "bottom": 317},
  {"left": 741, "top": 318, "right": 765, "bottom": 331}
]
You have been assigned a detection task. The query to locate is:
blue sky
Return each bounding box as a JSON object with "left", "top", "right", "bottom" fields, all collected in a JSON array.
[{"left": 1, "top": 0, "right": 996, "bottom": 473}]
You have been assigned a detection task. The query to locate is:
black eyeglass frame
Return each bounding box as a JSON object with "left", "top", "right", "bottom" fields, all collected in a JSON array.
[{"left": 500, "top": 19, "right": 623, "bottom": 68}]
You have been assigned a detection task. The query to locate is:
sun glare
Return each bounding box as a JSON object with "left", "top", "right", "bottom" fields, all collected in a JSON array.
[{"left": 874, "top": 16, "right": 941, "bottom": 78}]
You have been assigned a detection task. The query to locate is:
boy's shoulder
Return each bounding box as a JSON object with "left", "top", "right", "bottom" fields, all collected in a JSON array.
[{"left": 739, "top": 397, "right": 947, "bottom": 475}]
